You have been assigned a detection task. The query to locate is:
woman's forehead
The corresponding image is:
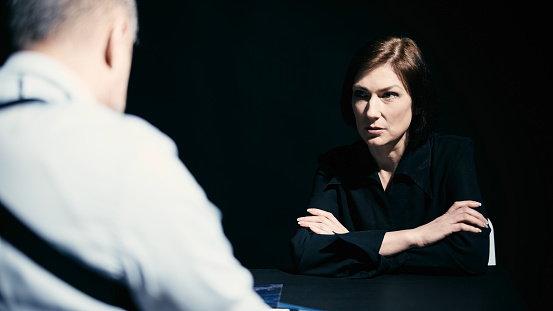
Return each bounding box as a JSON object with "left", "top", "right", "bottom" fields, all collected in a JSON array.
[{"left": 354, "top": 65, "right": 407, "bottom": 91}]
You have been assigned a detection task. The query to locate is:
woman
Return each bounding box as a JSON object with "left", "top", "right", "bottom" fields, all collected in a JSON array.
[{"left": 290, "top": 36, "right": 490, "bottom": 277}]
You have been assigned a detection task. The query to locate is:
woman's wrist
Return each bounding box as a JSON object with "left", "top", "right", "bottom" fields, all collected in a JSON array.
[
  {"left": 380, "top": 229, "right": 420, "bottom": 256},
  {"left": 406, "top": 228, "right": 423, "bottom": 249}
]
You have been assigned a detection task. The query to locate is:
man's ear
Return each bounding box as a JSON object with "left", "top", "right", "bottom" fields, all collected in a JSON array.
[
  {"left": 104, "top": 16, "right": 130, "bottom": 69},
  {"left": 104, "top": 30, "right": 114, "bottom": 68}
]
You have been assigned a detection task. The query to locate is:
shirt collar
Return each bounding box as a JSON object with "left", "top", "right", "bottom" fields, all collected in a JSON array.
[
  {"left": 394, "top": 138, "right": 432, "bottom": 197},
  {"left": 353, "top": 138, "right": 432, "bottom": 197},
  {"left": 0, "top": 51, "right": 96, "bottom": 106},
  {"left": 323, "top": 138, "right": 433, "bottom": 198}
]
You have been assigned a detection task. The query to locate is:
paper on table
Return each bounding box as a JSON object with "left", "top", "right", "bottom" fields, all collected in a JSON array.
[
  {"left": 277, "top": 302, "right": 325, "bottom": 311},
  {"left": 254, "top": 284, "right": 325, "bottom": 311},
  {"left": 254, "top": 284, "right": 283, "bottom": 308}
]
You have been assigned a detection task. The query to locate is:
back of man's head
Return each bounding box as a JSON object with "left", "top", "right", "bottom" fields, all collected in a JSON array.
[
  {"left": 7, "top": 0, "right": 138, "bottom": 51},
  {"left": 6, "top": 0, "right": 139, "bottom": 112}
]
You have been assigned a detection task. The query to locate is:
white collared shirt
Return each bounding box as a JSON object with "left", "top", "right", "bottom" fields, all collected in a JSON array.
[{"left": 0, "top": 52, "right": 270, "bottom": 311}]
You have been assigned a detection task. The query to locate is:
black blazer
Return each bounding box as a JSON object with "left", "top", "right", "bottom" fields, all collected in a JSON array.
[{"left": 290, "top": 133, "right": 490, "bottom": 278}]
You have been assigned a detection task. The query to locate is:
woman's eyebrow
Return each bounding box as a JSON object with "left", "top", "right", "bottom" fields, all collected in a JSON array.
[
  {"left": 352, "top": 84, "right": 402, "bottom": 92},
  {"left": 377, "top": 85, "right": 403, "bottom": 93},
  {"left": 352, "top": 84, "right": 368, "bottom": 91}
]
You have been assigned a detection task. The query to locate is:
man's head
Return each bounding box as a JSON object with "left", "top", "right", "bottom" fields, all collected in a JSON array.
[{"left": 6, "top": 0, "right": 138, "bottom": 112}]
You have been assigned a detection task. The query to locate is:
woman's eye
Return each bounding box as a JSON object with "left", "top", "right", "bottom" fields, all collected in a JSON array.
[
  {"left": 354, "top": 90, "right": 368, "bottom": 98},
  {"left": 382, "top": 92, "right": 399, "bottom": 99}
]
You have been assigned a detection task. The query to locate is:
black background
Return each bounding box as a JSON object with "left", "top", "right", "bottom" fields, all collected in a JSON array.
[{"left": 1, "top": 0, "right": 551, "bottom": 310}]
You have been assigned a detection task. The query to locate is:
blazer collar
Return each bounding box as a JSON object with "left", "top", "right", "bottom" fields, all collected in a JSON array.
[
  {"left": 326, "top": 139, "right": 432, "bottom": 198},
  {"left": 352, "top": 139, "right": 433, "bottom": 197},
  {"left": 394, "top": 139, "right": 432, "bottom": 198}
]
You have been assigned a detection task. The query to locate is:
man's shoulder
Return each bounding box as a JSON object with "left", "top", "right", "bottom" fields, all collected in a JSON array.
[
  {"left": 74, "top": 106, "right": 177, "bottom": 159},
  {"left": 0, "top": 99, "right": 176, "bottom": 168}
]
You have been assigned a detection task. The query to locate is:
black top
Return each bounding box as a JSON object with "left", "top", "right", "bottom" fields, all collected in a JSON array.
[{"left": 290, "top": 133, "right": 490, "bottom": 278}]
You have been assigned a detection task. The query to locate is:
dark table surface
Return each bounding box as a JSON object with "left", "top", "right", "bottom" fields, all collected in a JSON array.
[{"left": 251, "top": 266, "right": 527, "bottom": 311}]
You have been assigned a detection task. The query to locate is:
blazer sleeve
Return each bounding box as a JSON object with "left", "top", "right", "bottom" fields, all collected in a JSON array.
[
  {"left": 401, "top": 139, "right": 490, "bottom": 275},
  {"left": 289, "top": 167, "right": 409, "bottom": 278}
]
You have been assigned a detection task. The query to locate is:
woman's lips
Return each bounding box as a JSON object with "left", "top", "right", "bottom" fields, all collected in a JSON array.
[{"left": 366, "top": 127, "right": 384, "bottom": 135}]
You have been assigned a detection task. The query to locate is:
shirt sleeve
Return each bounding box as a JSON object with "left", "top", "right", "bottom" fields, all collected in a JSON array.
[
  {"left": 116, "top": 121, "right": 270, "bottom": 310},
  {"left": 290, "top": 167, "right": 409, "bottom": 278},
  {"left": 400, "top": 139, "right": 490, "bottom": 275}
]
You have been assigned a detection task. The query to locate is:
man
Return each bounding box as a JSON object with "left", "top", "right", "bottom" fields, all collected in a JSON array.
[{"left": 0, "top": 0, "right": 270, "bottom": 310}]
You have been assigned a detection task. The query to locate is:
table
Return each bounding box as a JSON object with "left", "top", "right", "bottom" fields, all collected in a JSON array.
[{"left": 251, "top": 266, "right": 526, "bottom": 311}]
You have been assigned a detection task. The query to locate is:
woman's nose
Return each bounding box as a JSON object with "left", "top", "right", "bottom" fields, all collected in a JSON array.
[{"left": 365, "top": 97, "right": 381, "bottom": 119}]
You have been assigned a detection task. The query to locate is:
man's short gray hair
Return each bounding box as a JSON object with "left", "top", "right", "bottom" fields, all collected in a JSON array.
[{"left": 6, "top": 0, "right": 138, "bottom": 50}]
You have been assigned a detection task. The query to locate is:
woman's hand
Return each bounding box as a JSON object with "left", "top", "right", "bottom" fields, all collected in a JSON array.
[
  {"left": 412, "top": 200, "right": 488, "bottom": 248},
  {"left": 297, "top": 208, "right": 349, "bottom": 235},
  {"left": 380, "top": 200, "right": 488, "bottom": 256}
]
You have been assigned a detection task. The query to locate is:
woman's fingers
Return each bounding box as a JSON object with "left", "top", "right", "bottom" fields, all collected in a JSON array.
[
  {"left": 448, "top": 201, "right": 488, "bottom": 228},
  {"left": 308, "top": 208, "right": 348, "bottom": 229},
  {"left": 455, "top": 223, "right": 483, "bottom": 234},
  {"left": 297, "top": 216, "right": 336, "bottom": 232},
  {"left": 297, "top": 208, "right": 349, "bottom": 234},
  {"left": 297, "top": 215, "right": 330, "bottom": 226},
  {"left": 413, "top": 201, "right": 488, "bottom": 247},
  {"left": 297, "top": 215, "right": 330, "bottom": 229},
  {"left": 452, "top": 208, "right": 487, "bottom": 227},
  {"left": 455, "top": 208, "right": 488, "bottom": 228},
  {"left": 306, "top": 222, "right": 335, "bottom": 235},
  {"left": 297, "top": 217, "right": 333, "bottom": 235},
  {"left": 306, "top": 208, "right": 334, "bottom": 218},
  {"left": 449, "top": 200, "right": 482, "bottom": 210}
]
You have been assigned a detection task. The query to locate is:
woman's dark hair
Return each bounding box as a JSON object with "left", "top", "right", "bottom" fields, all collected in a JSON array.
[{"left": 340, "top": 36, "right": 439, "bottom": 150}]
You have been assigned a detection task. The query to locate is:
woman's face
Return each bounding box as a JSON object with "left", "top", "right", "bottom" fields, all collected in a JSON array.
[{"left": 352, "top": 64, "right": 413, "bottom": 151}]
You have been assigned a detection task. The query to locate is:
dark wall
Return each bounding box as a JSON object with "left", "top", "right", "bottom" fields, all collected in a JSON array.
[
  {"left": 126, "top": 1, "right": 551, "bottom": 309},
  {"left": 2, "top": 0, "right": 550, "bottom": 310}
]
